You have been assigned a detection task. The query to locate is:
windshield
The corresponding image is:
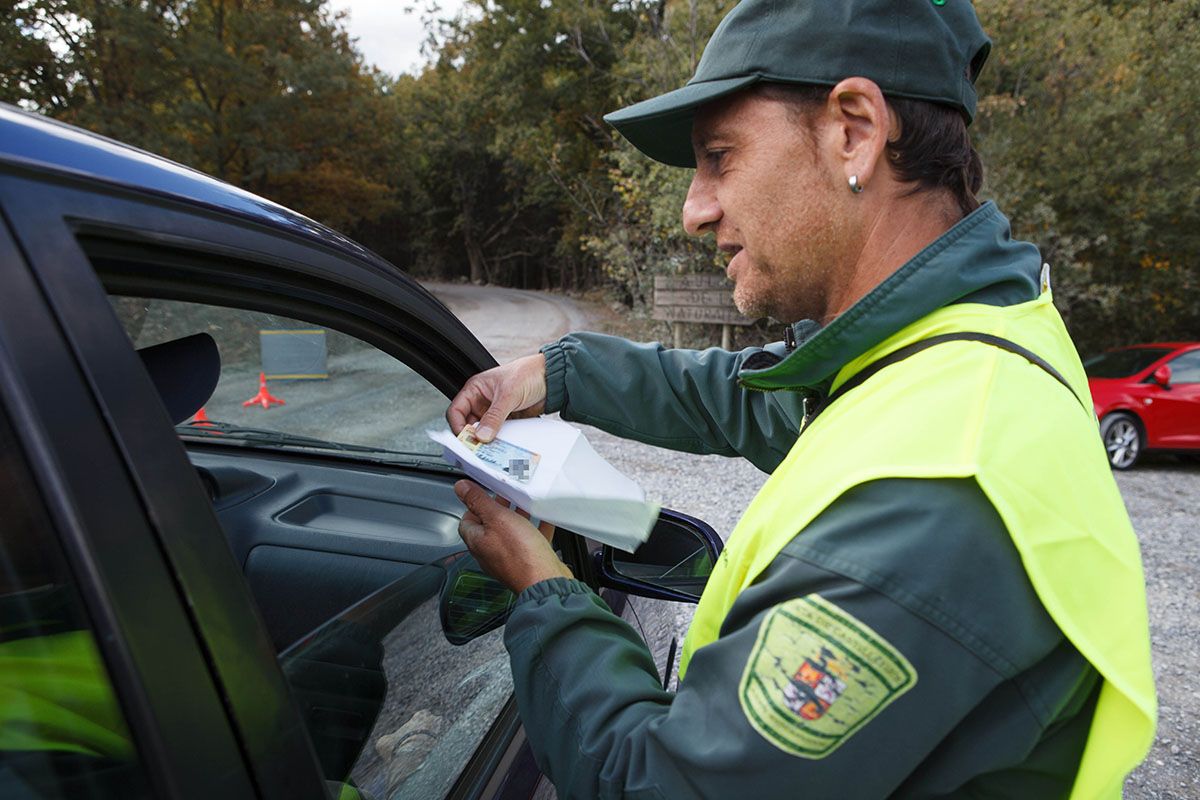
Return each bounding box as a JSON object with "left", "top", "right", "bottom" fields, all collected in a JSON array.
[{"left": 1083, "top": 348, "right": 1172, "bottom": 379}]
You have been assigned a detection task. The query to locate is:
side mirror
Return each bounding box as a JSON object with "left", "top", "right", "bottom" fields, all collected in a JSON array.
[
  {"left": 1151, "top": 365, "right": 1172, "bottom": 387},
  {"left": 439, "top": 557, "right": 516, "bottom": 645},
  {"left": 597, "top": 509, "right": 723, "bottom": 603}
]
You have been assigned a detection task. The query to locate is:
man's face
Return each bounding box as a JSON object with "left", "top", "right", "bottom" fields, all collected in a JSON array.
[{"left": 683, "top": 90, "right": 851, "bottom": 323}]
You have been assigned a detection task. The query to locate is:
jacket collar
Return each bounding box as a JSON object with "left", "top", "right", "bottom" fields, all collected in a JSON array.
[{"left": 739, "top": 202, "right": 1042, "bottom": 392}]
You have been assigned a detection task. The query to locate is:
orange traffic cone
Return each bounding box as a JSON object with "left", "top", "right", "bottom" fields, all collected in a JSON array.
[
  {"left": 243, "top": 372, "right": 286, "bottom": 409},
  {"left": 191, "top": 406, "right": 215, "bottom": 426}
]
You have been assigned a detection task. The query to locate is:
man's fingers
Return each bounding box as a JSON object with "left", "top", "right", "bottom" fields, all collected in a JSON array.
[
  {"left": 446, "top": 382, "right": 486, "bottom": 434},
  {"left": 475, "top": 388, "right": 517, "bottom": 443},
  {"left": 458, "top": 513, "right": 484, "bottom": 543},
  {"left": 454, "top": 481, "right": 549, "bottom": 547},
  {"left": 446, "top": 405, "right": 467, "bottom": 435},
  {"left": 452, "top": 473, "right": 570, "bottom": 593},
  {"left": 454, "top": 480, "right": 507, "bottom": 523},
  {"left": 448, "top": 356, "right": 548, "bottom": 440}
]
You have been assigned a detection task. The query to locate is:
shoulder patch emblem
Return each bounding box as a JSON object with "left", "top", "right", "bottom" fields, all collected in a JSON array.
[{"left": 738, "top": 594, "right": 916, "bottom": 759}]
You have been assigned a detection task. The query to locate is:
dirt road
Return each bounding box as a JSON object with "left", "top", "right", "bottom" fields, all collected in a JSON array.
[{"left": 423, "top": 281, "right": 592, "bottom": 363}]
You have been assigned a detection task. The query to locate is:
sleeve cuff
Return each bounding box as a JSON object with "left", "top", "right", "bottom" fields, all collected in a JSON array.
[
  {"left": 517, "top": 577, "right": 594, "bottom": 606},
  {"left": 540, "top": 339, "right": 570, "bottom": 414}
]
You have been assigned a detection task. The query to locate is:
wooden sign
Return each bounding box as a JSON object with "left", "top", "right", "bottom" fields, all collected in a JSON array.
[
  {"left": 652, "top": 274, "right": 755, "bottom": 349},
  {"left": 651, "top": 274, "right": 754, "bottom": 326}
]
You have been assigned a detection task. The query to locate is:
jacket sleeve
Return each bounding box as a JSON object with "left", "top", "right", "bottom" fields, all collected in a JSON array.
[
  {"left": 503, "top": 479, "right": 1062, "bottom": 800},
  {"left": 541, "top": 333, "right": 805, "bottom": 474}
]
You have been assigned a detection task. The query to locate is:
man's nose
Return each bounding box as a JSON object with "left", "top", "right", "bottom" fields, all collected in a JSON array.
[{"left": 682, "top": 173, "right": 720, "bottom": 236}]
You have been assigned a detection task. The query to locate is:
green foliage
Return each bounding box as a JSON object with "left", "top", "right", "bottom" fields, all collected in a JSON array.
[
  {"left": 5, "top": 0, "right": 1197, "bottom": 349},
  {"left": 975, "top": 0, "right": 1200, "bottom": 352},
  {"left": 578, "top": 1, "right": 729, "bottom": 305},
  {"left": 580, "top": 141, "right": 712, "bottom": 306},
  {"left": 377, "top": 0, "right": 663, "bottom": 289},
  {"left": 5, "top": 0, "right": 397, "bottom": 231}
]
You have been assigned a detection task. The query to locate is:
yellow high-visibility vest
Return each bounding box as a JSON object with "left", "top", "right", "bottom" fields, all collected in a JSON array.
[{"left": 681, "top": 290, "right": 1155, "bottom": 798}]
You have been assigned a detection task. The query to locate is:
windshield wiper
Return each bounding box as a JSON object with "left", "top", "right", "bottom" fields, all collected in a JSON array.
[{"left": 175, "top": 420, "right": 448, "bottom": 467}]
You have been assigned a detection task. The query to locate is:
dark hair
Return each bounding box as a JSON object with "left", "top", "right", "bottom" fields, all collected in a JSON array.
[{"left": 758, "top": 83, "right": 984, "bottom": 217}]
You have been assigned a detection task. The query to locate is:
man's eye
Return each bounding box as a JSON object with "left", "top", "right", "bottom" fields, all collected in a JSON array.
[{"left": 705, "top": 149, "right": 728, "bottom": 167}]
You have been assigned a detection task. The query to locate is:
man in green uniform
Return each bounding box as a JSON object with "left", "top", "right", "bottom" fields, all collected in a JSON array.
[{"left": 446, "top": 2, "right": 1156, "bottom": 797}]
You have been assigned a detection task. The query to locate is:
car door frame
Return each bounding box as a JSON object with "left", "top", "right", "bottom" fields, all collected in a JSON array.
[
  {"left": 0, "top": 162, "right": 563, "bottom": 799},
  {"left": 0, "top": 192, "right": 277, "bottom": 798}
]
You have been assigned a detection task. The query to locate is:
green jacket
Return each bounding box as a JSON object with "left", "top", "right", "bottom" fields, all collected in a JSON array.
[{"left": 509, "top": 203, "right": 1100, "bottom": 799}]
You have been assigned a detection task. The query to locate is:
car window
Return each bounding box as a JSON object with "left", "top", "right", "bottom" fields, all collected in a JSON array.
[
  {"left": 108, "top": 295, "right": 516, "bottom": 798},
  {"left": 1083, "top": 347, "right": 1173, "bottom": 378},
  {"left": 110, "top": 296, "right": 448, "bottom": 458},
  {"left": 0, "top": 403, "right": 152, "bottom": 798},
  {"left": 1166, "top": 350, "right": 1200, "bottom": 384},
  {"left": 279, "top": 555, "right": 514, "bottom": 800}
]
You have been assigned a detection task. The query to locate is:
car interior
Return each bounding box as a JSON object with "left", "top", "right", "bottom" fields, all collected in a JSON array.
[
  {"left": 136, "top": 330, "right": 468, "bottom": 650},
  {"left": 132, "top": 325, "right": 516, "bottom": 800}
]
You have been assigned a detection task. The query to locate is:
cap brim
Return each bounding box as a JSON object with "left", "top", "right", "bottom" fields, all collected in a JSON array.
[{"left": 603, "top": 75, "right": 762, "bottom": 168}]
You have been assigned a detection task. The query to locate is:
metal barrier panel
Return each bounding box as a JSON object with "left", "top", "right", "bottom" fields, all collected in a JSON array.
[{"left": 260, "top": 329, "right": 328, "bottom": 379}]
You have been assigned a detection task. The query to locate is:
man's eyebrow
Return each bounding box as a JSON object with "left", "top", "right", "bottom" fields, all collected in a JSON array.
[{"left": 693, "top": 126, "right": 737, "bottom": 148}]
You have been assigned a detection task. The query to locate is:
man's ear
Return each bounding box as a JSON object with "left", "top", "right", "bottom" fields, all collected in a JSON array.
[{"left": 825, "top": 77, "right": 891, "bottom": 191}]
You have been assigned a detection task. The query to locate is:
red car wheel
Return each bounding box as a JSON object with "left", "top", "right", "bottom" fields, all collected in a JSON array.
[{"left": 1100, "top": 412, "right": 1144, "bottom": 470}]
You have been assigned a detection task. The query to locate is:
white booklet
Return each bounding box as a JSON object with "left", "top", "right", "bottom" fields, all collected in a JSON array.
[{"left": 428, "top": 418, "right": 659, "bottom": 552}]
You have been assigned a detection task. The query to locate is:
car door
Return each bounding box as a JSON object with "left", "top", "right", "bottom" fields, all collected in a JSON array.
[
  {"left": 1153, "top": 349, "right": 1200, "bottom": 449},
  {"left": 0, "top": 166, "right": 567, "bottom": 798},
  {"left": 0, "top": 206, "right": 288, "bottom": 798}
]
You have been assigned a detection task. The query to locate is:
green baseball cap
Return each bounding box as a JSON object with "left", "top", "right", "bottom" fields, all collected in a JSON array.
[{"left": 605, "top": 0, "right": 992, "bottom": 167}]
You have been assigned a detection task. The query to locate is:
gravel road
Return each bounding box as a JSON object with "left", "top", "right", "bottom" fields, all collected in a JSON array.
[
  {"left": 1118, "top": 461, "right": 1200, "bottom": 800},
  {"left": 427, "top": 282, "right": 1199, "bottom": 800},
  {"left": 425, "top": 282, "right": 592, "bottom": 363}
]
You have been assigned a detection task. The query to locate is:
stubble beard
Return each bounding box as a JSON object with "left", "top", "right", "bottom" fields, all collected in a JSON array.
[
  {"left": 731, "top": 259, "right": 826, "bottom": 324},
  {"left": 731, "top": 276, "right": 771, "bottom": 320}
]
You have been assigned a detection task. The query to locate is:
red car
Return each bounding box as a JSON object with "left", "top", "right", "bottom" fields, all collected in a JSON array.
[{"left": 1085, "top": 343, "right": 1200, "bottom": 469}]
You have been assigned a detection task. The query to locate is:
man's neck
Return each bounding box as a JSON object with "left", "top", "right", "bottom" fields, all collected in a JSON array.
[{"left": 821, "top": 192, "right": 965, "bottom": 324}]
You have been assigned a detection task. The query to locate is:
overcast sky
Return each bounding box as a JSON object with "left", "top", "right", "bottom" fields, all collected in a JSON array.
[{"left": 327, "top": 0, "right": 468, "bottom": 77}]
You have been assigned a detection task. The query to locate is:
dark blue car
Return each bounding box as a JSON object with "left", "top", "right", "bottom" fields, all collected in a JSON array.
[{"left": 0, "top": 105, "right": 719, "bottom": 800}]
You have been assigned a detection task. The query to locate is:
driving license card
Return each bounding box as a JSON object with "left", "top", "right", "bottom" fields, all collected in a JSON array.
[{"left": 457, "top": 427, "right": 541, "bottom": 483}]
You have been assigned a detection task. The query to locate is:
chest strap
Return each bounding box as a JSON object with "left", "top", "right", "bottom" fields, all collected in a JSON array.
[{"left": 807, "top": 332, "right": 1086, "bottom": 426}]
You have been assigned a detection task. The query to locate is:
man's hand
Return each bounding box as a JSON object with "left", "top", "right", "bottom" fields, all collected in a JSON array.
[
  {"left": 446, "top": 353, "right": 547, "bottom": 443},
  {"left": 455, "top": 480, "right": 573, "bottom": 594}
]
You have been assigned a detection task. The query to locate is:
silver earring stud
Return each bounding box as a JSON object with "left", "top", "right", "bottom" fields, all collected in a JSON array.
[{"left": 849, "top": 175, "right": 864, "bottom": 194}]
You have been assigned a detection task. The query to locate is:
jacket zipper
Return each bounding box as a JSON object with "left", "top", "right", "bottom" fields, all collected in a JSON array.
[{"left": 784, "top": 325, "right": 797, "bottom": 352}]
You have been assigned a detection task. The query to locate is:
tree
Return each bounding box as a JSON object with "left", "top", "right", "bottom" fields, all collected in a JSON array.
[
  {"left": 7, "top": 0, "right": 1195, "bottom": 351},
  {"left": 975, "top": 0, "right": 1200, "bottom": 352},
  {"left": 581, "top": 1, "right": 731, "bottom": 306},
  {"left": 5, "top": 0, "right": 399, "bottom": 233},
  {"left": 414, "top": 0, "right": 654, "bottom": 289}
]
